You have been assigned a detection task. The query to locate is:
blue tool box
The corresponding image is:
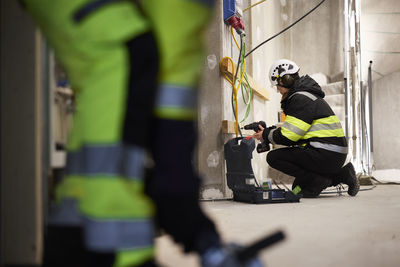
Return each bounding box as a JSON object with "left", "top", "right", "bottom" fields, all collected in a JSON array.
[{"left": 224, "top": 137, "right": 301, "bottom": 204}]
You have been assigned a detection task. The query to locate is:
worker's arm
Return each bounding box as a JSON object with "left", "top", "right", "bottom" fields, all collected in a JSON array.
[{"left": 266, "top": 95, "right": 313, "bottom": 146}]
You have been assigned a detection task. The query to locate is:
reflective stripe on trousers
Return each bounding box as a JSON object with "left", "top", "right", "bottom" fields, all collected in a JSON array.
[
  {"left": 48, "top": 198, "right": 155, "bottom": 251},
  {"left": 309, "top": 141, "right": 348, "bottom": 154}
]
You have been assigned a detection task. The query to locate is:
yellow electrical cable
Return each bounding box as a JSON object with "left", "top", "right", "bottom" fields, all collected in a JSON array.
[
  {"left": 223, "top": 0, "right": 265, "bottom": 134},
  {"left": 243, "top": 0, "right": 267, "bottom": 13},
  {"left": 231, "top": 26, "right": 240, "bottom": 50},
  {"left": 220, "top": 55, "right": 246, "bottom": 137},
  {"left": 224, "top": 26, "right": 248, "bottom": 136}
]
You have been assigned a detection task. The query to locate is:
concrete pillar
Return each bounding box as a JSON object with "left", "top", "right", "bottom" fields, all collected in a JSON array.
[
  {"left": 0, "top": 0, "right": 44, "bottom": 264},
  {"left": 371, "top": 71, "right": 400, "bottom": 169}
]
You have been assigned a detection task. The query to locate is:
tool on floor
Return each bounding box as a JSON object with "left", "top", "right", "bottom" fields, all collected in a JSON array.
[{"left": 224, "top": 137, "right": 301, "bottom": 204}]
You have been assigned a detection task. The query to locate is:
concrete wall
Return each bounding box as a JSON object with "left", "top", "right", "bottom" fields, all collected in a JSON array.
[
  {"left": 371, "top": 70, "right": 400, "bottom": 169},
  {"left": 282, "top": 0, "right": 344, "bottom": 78},
  {"left": 361, "top": 0, "right": 400, "bottom": 81}
]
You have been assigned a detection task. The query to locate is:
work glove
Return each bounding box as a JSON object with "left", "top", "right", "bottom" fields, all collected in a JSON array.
[
  {"left": 261, "top": 126, "right": 277, "bottom": 144},
  {"left": 201, "top": 243, "right": 264, "bottom": 267}
]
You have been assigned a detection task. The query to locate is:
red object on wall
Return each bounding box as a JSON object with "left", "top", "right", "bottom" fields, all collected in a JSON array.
[{"left": 227, "top": 16, "right": 245, "bottom": 34}]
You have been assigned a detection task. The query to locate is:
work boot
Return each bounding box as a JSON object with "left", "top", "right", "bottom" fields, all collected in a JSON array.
[
  {"left": 294, "top": 176, "right": 331, "bottom": 198},
  {"left": 304, "top": 178, "right": 332, "bottom": 198},
  {"left": 341, "top": 163, "right": 360, "bottom": 196},
  {"left": 291, "top": 177, "right": 308, "bottom": 191},
  {"left": 298, "top": 188, "right": 319, "bottom": 198}
]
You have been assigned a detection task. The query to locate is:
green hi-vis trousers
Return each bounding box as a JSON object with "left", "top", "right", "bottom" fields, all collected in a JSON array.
[{"left": 24, "top": 0, "right": 215, "bottom": 266}]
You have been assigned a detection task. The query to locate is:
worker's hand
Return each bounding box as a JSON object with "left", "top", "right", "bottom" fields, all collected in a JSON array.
[{"left": 252, "top": 125, "right": 265, "bottom": 142}]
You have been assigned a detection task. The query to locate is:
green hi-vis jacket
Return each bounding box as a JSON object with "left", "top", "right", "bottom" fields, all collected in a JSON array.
[{"left": 267, "top": 75, "right": 348, "bottom": 154}]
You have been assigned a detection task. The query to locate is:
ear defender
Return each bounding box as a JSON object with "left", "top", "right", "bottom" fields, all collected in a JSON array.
[{"left": 279, "top": 74, "right": 295, "bottom": 88}]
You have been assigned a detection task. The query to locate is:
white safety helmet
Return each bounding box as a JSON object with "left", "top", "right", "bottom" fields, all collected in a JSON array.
[{"left": 269, "top": 59, "right": 300, "bottom": 87}]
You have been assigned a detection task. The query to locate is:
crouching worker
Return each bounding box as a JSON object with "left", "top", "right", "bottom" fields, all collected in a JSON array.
[{"left": 252, "top": 59, "right": 360, "bottom": 198}]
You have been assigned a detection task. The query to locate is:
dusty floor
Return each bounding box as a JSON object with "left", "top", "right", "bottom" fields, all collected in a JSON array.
[{"left": 155, "top": 184, "right": 400, "bottom": 267}]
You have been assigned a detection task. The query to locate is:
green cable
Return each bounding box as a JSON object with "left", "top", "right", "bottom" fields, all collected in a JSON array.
[
  {"left": 239, "top": 43, "right": 252, "bottom": 123},
  {"left": 232, "top": 40, "right": 254, "bottom": 125},
  {"left": 240, "top": 73, "right": 252, "bottom": 123}
]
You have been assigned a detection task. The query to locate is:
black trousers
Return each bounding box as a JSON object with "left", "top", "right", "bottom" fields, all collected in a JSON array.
[
  {"left": 147, "top": 119, "right": 221, "bottom": 254},
  {"left": 266, "top": 146, "right": 347, "bottom": 191}
]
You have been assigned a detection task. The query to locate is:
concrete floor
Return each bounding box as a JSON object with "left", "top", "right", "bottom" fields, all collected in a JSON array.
[{"left": 155, "top": 185, "right": 400, "bottom": 267}]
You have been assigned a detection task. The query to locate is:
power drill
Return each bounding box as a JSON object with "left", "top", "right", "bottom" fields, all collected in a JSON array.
[
  {"left": 243, "top": 121, "right": 266, "bottom": 132},
  {"left": 243, "top": 121, "right": 270, "bottom": 153}
]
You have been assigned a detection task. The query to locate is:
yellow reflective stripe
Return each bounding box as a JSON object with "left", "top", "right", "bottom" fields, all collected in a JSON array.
[
  {"left": 282, "top": 121, "right": 307, "bottom": 136},
  {"left": 281, "top": 127, "right": 302, "bottom": 142},
  {"left": 285, "top": 115, "right": 311, "bottom": 131},
  {"left": 154, "top": 107, "right": 196, "bottom": 121},
  {"left": 281, "top": 115, "right": 311, "bottom": 141},
  {"left": 56, "top": 177, "right": 85, "bottom": 202},
  {"left": 313, "top": 115, "right": 341, "bottom": 124},
  {"left": 302, "top": 115, "right": 344, "bottom": 139},
  {"left": 114, "top": 247, "right": 155, "bottom": 267},
  {"left": 77, "top": 177, "right": 154, "bottom": 218},
  {"left": 303, "top": 128, "right": 345, "bottom": 139}
]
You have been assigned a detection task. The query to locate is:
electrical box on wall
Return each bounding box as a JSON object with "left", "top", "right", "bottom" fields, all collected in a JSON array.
[
  {"left": 223, "top": 0, "right": 243, "bottom": 20},
  {"left": 223, "top": 0, "right": 236, "bottom": 21},
  {"left": 223, "top": 0, "right": 245, "bottom": 34}
]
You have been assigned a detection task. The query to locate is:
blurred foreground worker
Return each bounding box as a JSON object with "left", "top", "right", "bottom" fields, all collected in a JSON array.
[
  {"left": 22, "top": 0, "right": 262, "bottom": 266},
  {"left": 253, "top": 59, "right": 360, "bottom": 198}
]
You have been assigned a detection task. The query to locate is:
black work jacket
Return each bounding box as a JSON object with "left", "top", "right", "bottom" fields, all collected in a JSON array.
[{"left": 265, "top": 75, "right": 348, "bottom": 154}]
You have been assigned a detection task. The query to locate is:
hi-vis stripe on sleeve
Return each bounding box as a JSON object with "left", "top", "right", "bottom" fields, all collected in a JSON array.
[
  {"left": 268, "top": 128, "right": 278, "bottom": 144},
  {"left": 304, "top": 115, "right": 345, "bottom": 139},
  {"left": 281, "top": 115, "right": 311, "bottom": 142},
  {"left": 154, "top": 84, "right": 197, "bottom": 120}
]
